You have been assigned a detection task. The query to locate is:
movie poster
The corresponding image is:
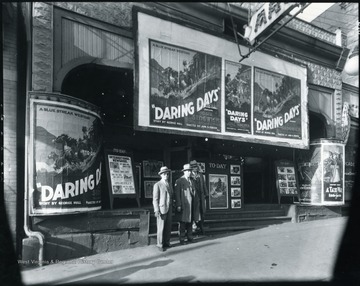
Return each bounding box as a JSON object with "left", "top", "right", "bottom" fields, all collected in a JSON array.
[
  {"left": 108, "top": 155, "right": 135, "bottom": 195},
  {"left": 149, "top": 40, "right": 222, "bottom": 132},
  {"left": 253, "top": 68, "right": 302, "bottom": 139},
  {"left": 29, "top": 98, "right": 103, "bottom": 215},
  {"left": 209, "top": 174, "right": 228, "bottom": 209},
  {"left": 225, "top": 61, "right": 251, "bottom": 133},
  {"left": 297, "top": 145, "right": 322, "bottom": 204},
  {"left": 322, "top": 144, "right": 344, "bottom": 203}
]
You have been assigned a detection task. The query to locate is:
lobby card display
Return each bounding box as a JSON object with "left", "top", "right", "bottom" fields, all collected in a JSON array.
[
  {"left": 230, "top": 164, "right": 242, "bottom": 208},
  {"left": 275, "top": 160, "right": 299, "bottom": 204},
  {"left": 104, "top": 147, "right": 140, "bottom": 208},
  {"left": 208, "top": 174, "right": 228, "bottom": 209},
  {"left": 144, "top": 180, "right": 157, "bottom": 199}
]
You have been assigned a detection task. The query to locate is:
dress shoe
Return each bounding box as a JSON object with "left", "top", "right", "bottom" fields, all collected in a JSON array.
[
  {"left": 163, "top": 243, "right": 172, "bottom": 248},
  {"left": 187, "top": 238, "right": 194, "bottom": 243},
  {"left": 180, "top": 240, "right": 186, "bottom": 245},
  {"left": 156, "top": 246, "right": 165, "bottom": 252}
]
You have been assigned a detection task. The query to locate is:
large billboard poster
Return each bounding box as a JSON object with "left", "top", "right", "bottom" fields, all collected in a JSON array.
[
  {"left": 136, "top": 11, "right": 308, "bottom": 149},
  {"left": 149, "top": 40, "right": 222, "bottom": 132},
  {"left": 253, "top": 68, "right": 302, "bottom": 138},
  {"left": 29, "top": 96, "right": 103, "bottom": 215},
  {"left": 225, "top": 61, "right": 251, "bottom": 134}
]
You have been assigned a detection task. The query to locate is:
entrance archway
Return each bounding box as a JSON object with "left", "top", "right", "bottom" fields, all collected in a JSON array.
[{"left": 61, "top": 64, "right": 133, "bottom": 128}]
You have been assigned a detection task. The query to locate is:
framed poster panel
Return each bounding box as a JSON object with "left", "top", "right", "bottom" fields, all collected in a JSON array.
[
  {"left": 143, "top": 160, "right": 163, "bottom": 178},
  {"left": 135, "top": 164, "right": 141, "bottom": 198},
  {"left": 144, "top": 180, "right": 157, "bottom": 199},
  {"left": 28, "top": 94, "right": 103, "bottom": 215},
  {"left": 135, "top": 10, "right": 308, "bottom": 149},
  {"left": 209, "top": 174, "right": 228, "bottom": 209},
  {"left": 104, "top": 147, "right": 140, "bottom": 208},
  {"left": 231, "top": 187, "right": 241, "bottom": 197},
  {"left": 231, "top": 199, "right": 241, "bottom": 209},
  {"left": 275, "top": 160, "right": 299, "bottom": 204}
]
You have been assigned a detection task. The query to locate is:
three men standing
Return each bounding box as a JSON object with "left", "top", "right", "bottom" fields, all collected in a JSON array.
[{"left": 153, "top": 166, "right": 173, "bottom": 251}]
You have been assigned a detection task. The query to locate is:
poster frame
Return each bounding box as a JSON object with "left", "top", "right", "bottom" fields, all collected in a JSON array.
[
  {"left": 134, "top": 9, "right": 309, "bottom": 150},
  {"left": 274, "top": 159, "right": 300, "bottom": 204},
  {"left": 104, "top": 147, "right": 140, "bottom": 208}
]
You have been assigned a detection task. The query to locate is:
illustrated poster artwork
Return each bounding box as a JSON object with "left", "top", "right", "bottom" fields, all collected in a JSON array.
[
  {"left": 149, "top": 40, "right": 222, "bottom": 132},
  {"left": 277, "top": 166, "right": 298, "bottom": 195},
  {"left": 253, "top": 67, "right": 302, "bottom": 139},
  {"left": 144, "top": 181, "right": 156, "bottom": 198},
  {"left": 322, "top": 144, "right": 344, "bottom": 203},
  {"left": 225, "top": 61, "right": 251, "bottom": 134},
  {"left": 231, "top": 176, "right": 241, "bottom": 186},
  {"left": 231, "top": 199, "right": 241, "bottom": 209},
  {"left": 209, "top": 174, "right": 228, "bottom": 209},
  {"left": 108, "top": 155, "right": 136, "bottom": 195},
  {"left": 231, "top": 187, "right": 241, "bottom": 197},
  {"left": 230, "top": 164, "right": 241, "bottom": 175}
]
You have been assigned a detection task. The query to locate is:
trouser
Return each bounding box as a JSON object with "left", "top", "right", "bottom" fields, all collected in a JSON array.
[
  {"left": 179, "top": 221, "right": 193, "bottom": 241},
  {"left": 156, "top": 210, "right": 172, "bottom": 247}
]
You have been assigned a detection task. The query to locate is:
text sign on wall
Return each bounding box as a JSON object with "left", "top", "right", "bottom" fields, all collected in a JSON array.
[
  {"left": 136, "top": 11, "right": 308, "bottom": 149},
  {"left": 29, "top": 94, "right": 103, "bottom": 215},
  {"left": 246, "top": 3, "right": 298, "bottom": 45}
]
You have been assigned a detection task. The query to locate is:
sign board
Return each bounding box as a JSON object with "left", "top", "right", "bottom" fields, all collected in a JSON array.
[
  {"left": 296, "top": 140, "right": 345, "bottom": 206},
  {"left": 274, "top": 160, "right": 299, "bottom": 204},
  {"left": 135, "top": 10, "right": 308, "bottom": 149},
  {"left": 206, "top": 161, "right": 243, "bottom": 210},
  {"left": 245, "top": 3, "right": 298, "bottom": 45},
  {"left": 28, "top": 93, "right": 103, "bottom": 215},
  {"left": 104, "top": 147, "right": 140, "bottom": 208}
]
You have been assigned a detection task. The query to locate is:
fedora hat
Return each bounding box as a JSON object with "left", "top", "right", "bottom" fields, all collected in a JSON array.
[
  {"left": 158, "top": 166, "right": 171, "bottom": 175},
  {"left": 182, "top": 163, "right": 192, "bottom": 172},
  {"left": 189, "top": 160, "right": 199, "bottom": 168}
]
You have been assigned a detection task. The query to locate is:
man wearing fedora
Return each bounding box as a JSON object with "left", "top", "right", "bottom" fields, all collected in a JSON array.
[
  {"left": 174, "top": 163, "right": 200, "bottom": 244},
  {"left": 153, "top": 166, "right": 173, "bottom": 251},
  {"left": 190, "top": 160, "right": 209, "bottom": 235}
]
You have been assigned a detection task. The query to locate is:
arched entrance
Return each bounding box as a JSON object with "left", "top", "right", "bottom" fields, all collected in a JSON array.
[{"left": 61, "top": 64, "right": 133, "bottom": 128}]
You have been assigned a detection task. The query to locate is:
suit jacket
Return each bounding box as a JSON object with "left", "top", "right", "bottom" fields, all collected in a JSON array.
[
  {"left": 175, "top": 176, "right": 200, "bottom": 222},
  {"left": 153, "top": 180, "right": 173, "bottom": 215},
  {"left": 193, "top": 172, "right": 208, "bottom": 214}
]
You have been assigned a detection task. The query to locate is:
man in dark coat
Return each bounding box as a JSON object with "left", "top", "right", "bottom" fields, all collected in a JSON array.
[
  {"left": 175, "top": 163, "right": 200, "bottom": 244},
  {"left": 190, "top": 160, "right": 209, "bottom": 235},
  {"left": 153, "top": 166, "right": 173, "bottom": 251}
]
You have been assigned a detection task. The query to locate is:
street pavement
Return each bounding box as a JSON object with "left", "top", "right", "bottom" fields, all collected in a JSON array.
[{"left": 20, "top": 217, "right": 349, "bottom": 285}]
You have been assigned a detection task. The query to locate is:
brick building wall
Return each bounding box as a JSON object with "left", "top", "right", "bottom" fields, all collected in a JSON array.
[{"left": 3, "top": 2, "right": 20, "bottom": 248}]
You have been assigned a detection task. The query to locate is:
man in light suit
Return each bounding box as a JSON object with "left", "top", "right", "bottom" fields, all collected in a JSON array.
[
  {"left": 153, "top": 166, "right": 173, "bottom": 251},
  {"left": 175, "top": 163, "right": 200, "bottom": 244}
]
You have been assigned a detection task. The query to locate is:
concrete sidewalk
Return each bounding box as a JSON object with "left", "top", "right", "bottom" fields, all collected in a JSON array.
[{"left": 20, "top": 217, "right": 348, "bottom": 285}]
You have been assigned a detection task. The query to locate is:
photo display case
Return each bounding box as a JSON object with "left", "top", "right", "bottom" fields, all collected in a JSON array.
[{"left": 205, "top": 161, "right": 243, "bottom": 210}]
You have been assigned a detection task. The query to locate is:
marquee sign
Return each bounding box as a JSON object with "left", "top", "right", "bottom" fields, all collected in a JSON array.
[
  {"left": 245, "top": 3, "right": 299, "bottom": 45},
  {"left": 135, "top": 10, "right": 308, "bottom": 149}
]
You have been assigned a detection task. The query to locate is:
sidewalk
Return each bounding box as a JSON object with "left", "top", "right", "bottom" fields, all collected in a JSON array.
[{"left": 20, "top": 217, "right": 348, "bottom": 285}]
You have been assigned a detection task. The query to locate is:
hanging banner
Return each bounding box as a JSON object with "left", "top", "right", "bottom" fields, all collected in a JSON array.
[
  {"left": 253, "top": 68, "right": 302, "bottom": 139},
  {"left": 149, "top": 40, "right": 222, "bottom": 132},
  {"left": 29, "top": 94, "right": 103, "bottom": 215},
  {"left": 225, "top": 61, "right": 252, "bottom": 134},
  {"left": 136, "top": 11, "right": 308, "bottom": 149}
]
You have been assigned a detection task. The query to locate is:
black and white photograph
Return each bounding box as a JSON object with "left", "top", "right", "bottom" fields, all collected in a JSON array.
[{"left": 4, "top": 2, "right": 358, "bottom": 286}]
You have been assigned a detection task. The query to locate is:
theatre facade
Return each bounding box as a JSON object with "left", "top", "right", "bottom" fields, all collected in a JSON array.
[{"left": 3, "top": 2, "right": 358, "bottom": 263}]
